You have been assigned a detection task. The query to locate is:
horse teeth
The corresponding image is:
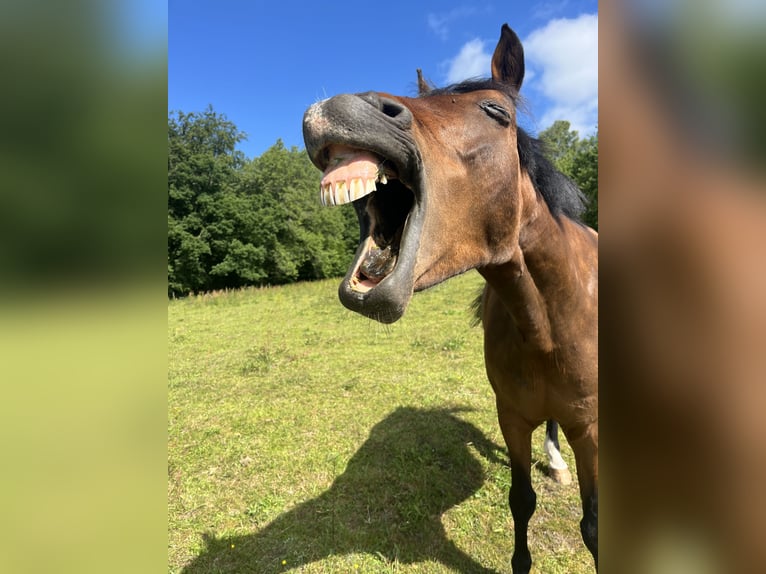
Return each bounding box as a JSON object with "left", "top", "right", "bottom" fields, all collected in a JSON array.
[
  {"left": 345, "top": 180, "right": 354, "bottom": 203},
  {"left": 336, "top": 180, "right": 347, "bottom": 204},
  {"left": 349, "top": 178, "right": 362, "bottom": 201},
  {"left": 320, "top": 177, "right": 378, "bottom": 206}
]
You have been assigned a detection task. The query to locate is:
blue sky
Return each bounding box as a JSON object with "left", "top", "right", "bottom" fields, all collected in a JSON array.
[{"left": 169, "top": 1, "right": 598, "bottom": 159}]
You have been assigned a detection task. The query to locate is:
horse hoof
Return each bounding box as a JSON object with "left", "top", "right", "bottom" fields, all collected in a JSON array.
[{"left": 549, "top": 467, "right": 572, "bottom": 485}]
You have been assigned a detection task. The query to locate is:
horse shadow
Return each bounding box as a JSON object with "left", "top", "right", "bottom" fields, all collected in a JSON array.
[{"left": 181, "top": 406, "right": 506, "bottom": 573}]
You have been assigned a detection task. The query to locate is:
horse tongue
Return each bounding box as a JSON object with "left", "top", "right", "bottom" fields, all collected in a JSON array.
[
  {"left": 360, "top": 244, "right": 397, "bottom": 281},
  {"left": 320, "top": 145, "right": 380, "bottom": 206}
]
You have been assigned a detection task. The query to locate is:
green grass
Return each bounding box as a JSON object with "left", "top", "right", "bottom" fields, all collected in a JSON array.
[{"left": 169, "top": 271, "right": 592, "bottom": 573}]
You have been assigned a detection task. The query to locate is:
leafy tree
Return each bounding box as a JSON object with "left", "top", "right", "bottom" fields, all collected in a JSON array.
[
  {"left": 539, "top": 120, "right": 598, "bottom": 230},
  {"left": 539, "top": 120, "right": 580, "bottom": 174},
  {"left": 168, "top": 107, "right": 357, "bottom": 296},
  {"left": 240, "top": 140, "right": 357, "bottom": 284},
  {"left": 569, "top": 133, "right": 598, "bottom": 231},
  {"left": 168, "top": 106, "right": 246, "bottom": 295}
]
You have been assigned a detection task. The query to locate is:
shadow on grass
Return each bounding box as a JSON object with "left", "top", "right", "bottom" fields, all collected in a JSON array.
[{"left": 182, "top": 407, "right": 506, "bottom": 573}]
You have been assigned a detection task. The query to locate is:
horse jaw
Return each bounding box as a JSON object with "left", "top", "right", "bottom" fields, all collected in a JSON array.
[{"left": 334, "top": 163, "right": 426, "bottom": 324}]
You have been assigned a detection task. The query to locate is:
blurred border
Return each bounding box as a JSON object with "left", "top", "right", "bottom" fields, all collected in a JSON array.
[
  {"left": 601, "top": 1, "right": 766, "bottom": 572},
  {"left": 0, "top": 1, "right": 167, "bottom": 572}
]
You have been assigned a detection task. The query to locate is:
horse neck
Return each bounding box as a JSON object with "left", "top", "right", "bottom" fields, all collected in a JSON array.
[{"left": 478, "top": 176, "right": 596, "bottom": 350}]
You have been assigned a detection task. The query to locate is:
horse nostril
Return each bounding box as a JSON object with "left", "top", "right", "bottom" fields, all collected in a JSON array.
[
  {"left": 379, "top": 98, "right": 405, "bottom": 119},
  {"left": 378, "top": 97, "right": 412, "bottom": 128},
  {"left": 356, "top": 92, "right": 411, "bottom": 127}
]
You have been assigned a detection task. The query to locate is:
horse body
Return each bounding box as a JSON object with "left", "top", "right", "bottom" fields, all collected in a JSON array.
[
  {"left": 303, "top": 24, "right": 597, "bottom": 573},
  {"left": 481, "top": 222, "right": 597, "bottom": 429},
  {"left": 480, "top": 205, "right": 598, "bottom": 571}
]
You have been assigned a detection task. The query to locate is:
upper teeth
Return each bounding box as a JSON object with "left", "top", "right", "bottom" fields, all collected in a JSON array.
[{"left": 320, "top": 175, "right": 380, "bottom": 206}]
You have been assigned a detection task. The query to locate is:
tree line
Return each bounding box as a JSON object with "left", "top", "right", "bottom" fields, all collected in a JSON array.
[
  {"left": 168, "top": 107, "right": 597, "bottom": 297},
  {"left": 168, "top": 107, "right": 358, "bottom": 297},
  {"left": 538, "top": 120, "right": 598, "bottom": 231}
]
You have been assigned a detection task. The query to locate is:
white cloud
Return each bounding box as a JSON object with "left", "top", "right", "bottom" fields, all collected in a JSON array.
[
  {"left": 427, "top": 13, "right": 451, "bottom": 41},
  {"left": 536, "top": 100, "right": 599, "bottom": 138},
  {"left": 523, "top": 14, "right": 598, "bottom": 134},
  {"left": 531, "top": 0, "right": 571, "bottom": 21},
  {"left": 445, "top": 38, "right": 491, "bottom": 84},
  {"left": 427, "top": 6, "right": 480, "bottom": 41}
]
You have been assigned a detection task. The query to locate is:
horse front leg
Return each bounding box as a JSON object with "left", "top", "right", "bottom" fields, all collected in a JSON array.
[
  {"left": 497, "top": 404, "right": 536, "bottom": 574},
  {"left": 564, "top": 422, "right": 598, "bottom": 570}
]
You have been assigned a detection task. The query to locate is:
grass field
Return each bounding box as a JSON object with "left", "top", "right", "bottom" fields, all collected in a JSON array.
[{"left": 168, "top": 271, "right": 592, "bottom": 573}]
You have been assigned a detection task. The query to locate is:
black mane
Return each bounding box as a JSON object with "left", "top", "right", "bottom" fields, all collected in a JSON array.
[
  {"left": 516, "top": 129, "right": 586, "bottom": 221},
  {"left": 421, "top": 78, "right": 587, "bottom": 222},
  {"left": 426, "top": 78, "right": 521, "bottom": 104}
]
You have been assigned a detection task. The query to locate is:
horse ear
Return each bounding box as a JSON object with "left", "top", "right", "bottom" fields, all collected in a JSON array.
[
  {"left": 491, "top": 24, "right": 525, "bottom": 91},
  {"left": 416, "top": 68, "right": 432, "bottom": 95}
]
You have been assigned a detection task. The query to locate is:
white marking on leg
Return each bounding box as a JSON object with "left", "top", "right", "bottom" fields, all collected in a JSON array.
[{"left": 544, "top": 435, "right": 568, "bottom": 470}]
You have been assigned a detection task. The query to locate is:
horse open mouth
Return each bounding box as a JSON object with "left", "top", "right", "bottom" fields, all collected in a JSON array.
[
  {"left": 303, "top": 92, "right": 425, "bottom": 323},
  {"left": 320, "top": 144, "right": 415, "bottom": 294}
]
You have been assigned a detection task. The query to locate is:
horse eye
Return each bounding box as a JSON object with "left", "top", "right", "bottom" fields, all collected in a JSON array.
[{"left": 479, "top": 101, "right": 511, "bottom": 126}]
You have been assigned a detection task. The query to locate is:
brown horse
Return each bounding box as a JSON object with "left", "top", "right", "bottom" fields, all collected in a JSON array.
[
  {"left": 415, "top": 65, "right": 574, "bottom": 490},
  {"left": 303, "top": 24, "right": 598, "bottom": 574}
]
